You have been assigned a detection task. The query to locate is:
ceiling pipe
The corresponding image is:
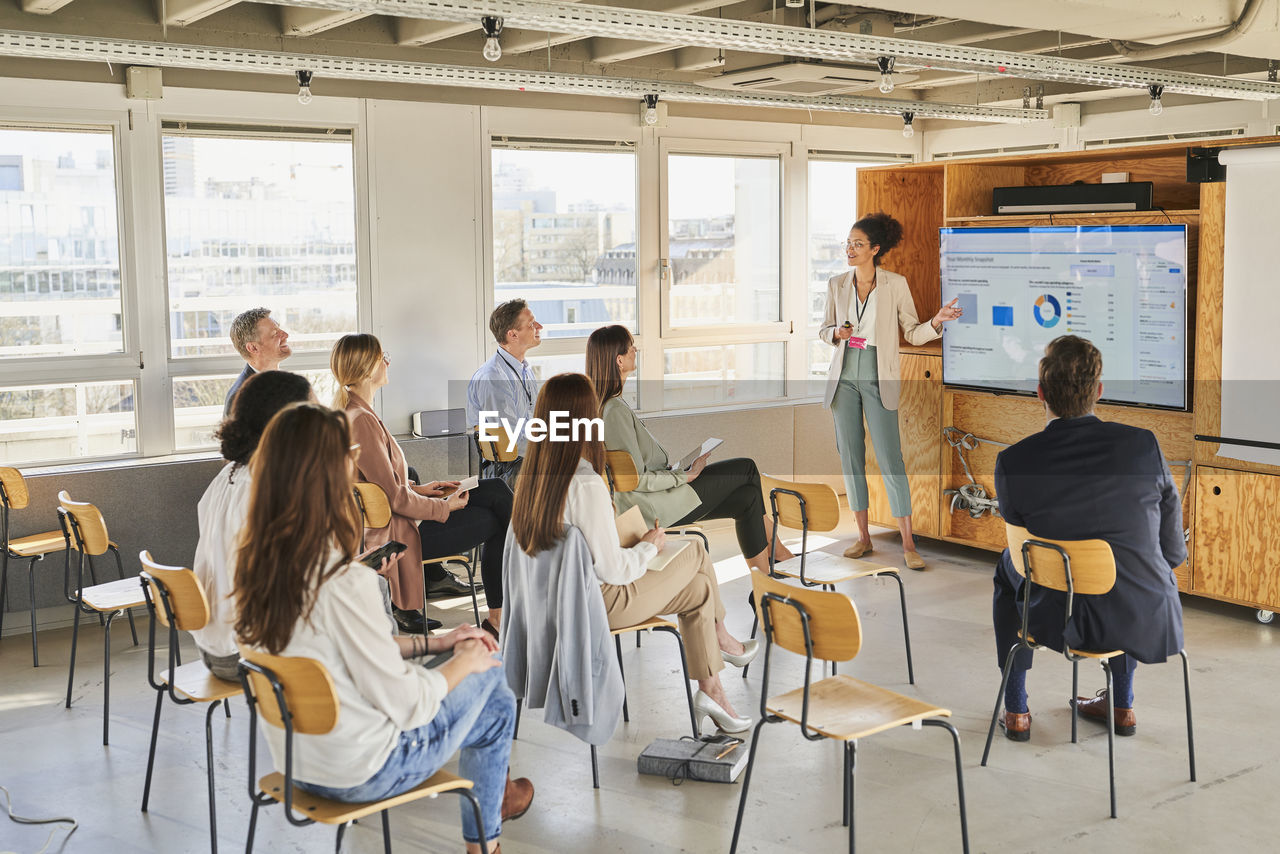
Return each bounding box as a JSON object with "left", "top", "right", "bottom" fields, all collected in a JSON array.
[{"left": 1111, "top": 0, "right": 1264, "bottom": 61}]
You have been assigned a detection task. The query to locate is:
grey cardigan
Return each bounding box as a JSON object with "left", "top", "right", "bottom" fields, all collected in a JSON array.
[
  {"left": 499, "top": 525, "right": 624, "bottom": 746},
  {"left": 601, "top": 396, "right": 701, "bottom": 527}
]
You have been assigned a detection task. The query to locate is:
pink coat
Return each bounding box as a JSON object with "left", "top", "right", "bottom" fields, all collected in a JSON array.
[{"left": 345, "top": 393, "right": 449, "bottom": 611}]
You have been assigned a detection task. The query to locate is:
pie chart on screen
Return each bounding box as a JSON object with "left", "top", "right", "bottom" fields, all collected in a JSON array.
[{"left": 1034, "top": 294, "right": 1062, "bottom": 328}]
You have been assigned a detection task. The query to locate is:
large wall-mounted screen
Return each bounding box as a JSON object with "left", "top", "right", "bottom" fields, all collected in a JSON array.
[{"left": 940, "top": 225, "right": 1188, "bottom": 410}]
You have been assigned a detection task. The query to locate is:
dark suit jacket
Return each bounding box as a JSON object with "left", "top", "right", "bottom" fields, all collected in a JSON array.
[
  {"left": 994, "top": 415, "right": 1185, "bottom": 663},
  {"left": 223, "top": 364, "right": 255, "bottom": 418}
]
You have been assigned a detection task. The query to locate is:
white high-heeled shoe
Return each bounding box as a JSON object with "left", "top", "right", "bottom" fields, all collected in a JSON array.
[
  {"left": 693, "top": 690, "right": 752, "bottom": 735},
  {"left": 720, "top": 638, "right": 760, "bottom": 668}
]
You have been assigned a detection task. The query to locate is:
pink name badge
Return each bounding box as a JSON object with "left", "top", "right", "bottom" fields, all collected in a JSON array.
[{"left": 847, "top": 336, "right": 868, "bottom": 350}]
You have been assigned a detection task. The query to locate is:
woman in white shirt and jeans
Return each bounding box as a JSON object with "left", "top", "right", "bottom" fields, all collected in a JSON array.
[
  {"left": 234, "top": 403, "right": 523, "bottom": 853},
  {"left": 509, "top": 372, "right": 758, "bottom": 734}
]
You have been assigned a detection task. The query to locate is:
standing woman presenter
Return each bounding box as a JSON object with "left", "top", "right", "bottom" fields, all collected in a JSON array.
[{"left": 820, "top": 212, "right": 962, "bottom": 570}]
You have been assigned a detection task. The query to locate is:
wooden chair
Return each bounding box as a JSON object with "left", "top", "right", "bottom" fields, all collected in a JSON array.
[
  {"left": 604, "top": 449, "right": 709, "bottom": 551},
  {"left": 743, "top": 475, "right": 914, "bottom": 685},
  {"left": 0, "top": 466, "right": 68, "bottom": 666},
  {"left": 237, "top": 650, "right": 488, "bottom": 853},
  {"left": 138, "top": 551, "right": 242, "bottom": 854},
  {"left": 475, "top": 423, "right": 519, "bottom": 464},
  {"left": 353, "top": 481, "right": 481, "bottom": 626},
  {"left": 57, "top": 489, "right": 143, "bottom": 745},
  {"left": 731, "top": 571, "right": 969, "bottom": 854},
  {"left": 980, "top": 524, "right": 1196, "bottom": 818}
]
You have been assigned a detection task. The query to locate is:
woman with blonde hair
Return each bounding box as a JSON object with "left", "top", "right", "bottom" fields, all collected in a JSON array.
[
  {"left": 332, "top": 333, "right": 513, "bottom": 638},
  {"left": 510, "top": 372, "right": 756, "bottom": 734},
  {"left": 234, "top": 402, "right": 526, "bottom": 853}
]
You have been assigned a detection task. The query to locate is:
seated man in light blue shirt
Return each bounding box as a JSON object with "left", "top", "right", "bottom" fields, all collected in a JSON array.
[{"left": 466, "top": 299, "right": 543, "bottom": 486}]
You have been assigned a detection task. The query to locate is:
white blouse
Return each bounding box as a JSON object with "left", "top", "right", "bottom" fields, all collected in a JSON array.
[
  {"left": 563, "top": 457, "right": 658, "bottom": 587},
  {"left": 848, "top": 284, "right": 879, "bottom": 348},
  {"left": 250, "top": 558, "right": 449, "bottom": 788},
  {"left": 191, "top": 461, "right": 252, "bottom": 659}
]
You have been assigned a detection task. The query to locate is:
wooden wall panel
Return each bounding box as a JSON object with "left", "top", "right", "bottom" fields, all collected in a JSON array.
[
  {"left": 1193, "top": 467, "right": 1280, "bottom": 610},
  {"left": 1027, "top": 155, "right": 1197, "bottom": 211},
  {"left": 858, "top": 167, "right": 945, "bottom": 340},
  {"left": 943, "top": 163, "right": 1026, "bottom": 219}
]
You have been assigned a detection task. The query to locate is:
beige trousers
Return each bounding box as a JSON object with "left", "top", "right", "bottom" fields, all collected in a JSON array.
[{"left": 599, "top": 541, "right": 726, "bottom": 681}]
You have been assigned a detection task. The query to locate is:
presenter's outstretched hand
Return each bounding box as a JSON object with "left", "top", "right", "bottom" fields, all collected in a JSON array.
[{"left": 932, "top": 297, "right": 963, "bottom": 329}]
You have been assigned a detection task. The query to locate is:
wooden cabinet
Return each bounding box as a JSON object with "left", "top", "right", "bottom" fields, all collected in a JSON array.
[
  {"left": 865, "top": 352, "right": 942, "bottom": 537},
  {"left": 1193, "top": 467, "right": 1280, "bottom": 610}
]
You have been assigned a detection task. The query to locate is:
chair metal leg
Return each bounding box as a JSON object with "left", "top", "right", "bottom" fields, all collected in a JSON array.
[
  {"left": 1180, "top": 649, "right": 1196, "bottom": 782},
  {"left": 224, "top": 699, "right": 232, "bottom": 719},
  {"left": 245, "top": 801, "right": 259, "bottom": 854},
  {"left": 513, "top": 697, "right": 521, "bottom": 740},
  {"left": 615, "top": 635, "right": 629, "bottom": 723},
  {"left": 981, "top": 644, "right": 1022, "bottom": 766},
  {"left": 465, "top": 556, "right": 481, "bottom": 627},
  {"left": 110, "top": 548, "right": 138, "bottom": 646},
  {"left": 888, "top": 571, "right": 915, "bottom": 684},
  {"left": 335, "top": 821, "right": 347, "bottom": 852},
  {"left": 28, "top": 558, "right": 40, "bottom": 667},
  {"left": 636, "top": 631, "right": 641, "bottom": 648},
  {"left": 923, "top": 719, "right": 971, "bottom": 854},
  {"left": 457, "top": 789, "right": 488, "bottom": 854},
  {"left": 655, "top": 625, "right": 698, "bottom": 738},
  {"left": 381, "top": 809, "right": 392, "bottom": 854},
  {"left": 847, "top": 740, "right": 857, "bottom": 854},
  {"left": 742, "top": 610, "right": 759, "bottom": 680},
  {"left": 102, "top": 611, "right": 118, "bottom": 745},
  {"left": 0, "top": 552, "right": 7, "bottom": 643},
  {"left": 1071, "top": 659, "right": 1080, "bottom": 743},
  {"left": 1104, "top": 660, "right": 1117, "bottom": 819},
  {"left": 590, "top": 744, "right": 600, "bottom": 789},
  {"left": 141, "top": 690, "right": 164, "bottom": 812},
  {"left": 842, "top": 742, "right": 850, "bottom": 827},
  {"left": 729, "top": 716, "right": 772, "bottom": 854},
  {"left": 65, "top": 599, "right": 83, "bottom": 709},
  {"left": 206, "top": 701, "right": 221, "bottom": 854}
]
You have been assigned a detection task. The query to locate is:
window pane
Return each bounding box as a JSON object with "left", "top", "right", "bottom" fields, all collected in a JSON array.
[
  {"left": 808, "top": 159, "right": 876, "bottom": 378},
  {"left": 526, "top": 352, "right": 639, "bottom": 408},
  {"left": 662, "top": 342, "right": 784, "bottom": 409},
  {"left": 492, "top": 148, "right": 636, "bottom": 338},
  {"left": 0, "top": 380, "right": 136, "bottom": 463},
  {"left": 0, "top": 128, "right": 124, "bottom": 357},
  {"left": 667, "top": 154, "right": 779, "bottom": 326},
  {"left": 172, "top": 368, "right": 337, "bottom": 451},
  {"left": 163, "top": 135, "right": 357, "bottom": 358}
]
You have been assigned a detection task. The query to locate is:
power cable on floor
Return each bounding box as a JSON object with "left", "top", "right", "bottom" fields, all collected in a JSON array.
[{"left": 0, "top": 785, "right": 78, "bottom": 854}]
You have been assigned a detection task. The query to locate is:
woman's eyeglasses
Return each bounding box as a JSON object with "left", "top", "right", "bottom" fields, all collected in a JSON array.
[{"left": 845, "top": 240, "right": 871, "bottom": 250}]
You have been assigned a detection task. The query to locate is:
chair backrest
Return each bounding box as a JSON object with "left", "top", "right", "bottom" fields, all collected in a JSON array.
[
  {"left": 604, "top": 450, "right": 640, "bottom": 493},
  {"left": 475, "top": 424, "right": 519, "bottom": 463},
  {"left": 750, "top": 570, "right": 862, "bottom": 663},
  {"left": 0, "top": 467, "right": 30, "bottom": 510},
  {"left": 57, "top": 490, "right": 110, "bottom": 555},
  {"left": 352, "top": 482, "right": 392, "bottom": 528},
  {"left": 760, "top": 475, "right": 841, "bottom": 534},
  {"left": 1004, "top": 523, "right": 1117, "bottom": 596},
  {"left": 239, "top": 648, "right": 340, "bottom": 735},
  {"left": 139, "top": 550, "right": 211, "bottom": 632}
]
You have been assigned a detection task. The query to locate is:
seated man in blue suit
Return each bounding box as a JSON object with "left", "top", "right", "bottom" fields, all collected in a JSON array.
[{"left": 993, "top": 335, "right": 1186, "bottom": 740}]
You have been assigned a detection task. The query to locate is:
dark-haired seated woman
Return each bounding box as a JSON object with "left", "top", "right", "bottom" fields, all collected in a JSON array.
[
  {"left": 332, "top": 333, "right": 513, "bottom": 638},
  {"left": 585, "top": 325, "right": 793, "bottom": 575},
  {"left": 191, "top": 369, "right": 314, "bottom": 681},
  {"left": 235, "top": 403, "right": 525, "bottom": 853},
  {"left": 511, "top": 372, "right": 756, "bottom": 734}
]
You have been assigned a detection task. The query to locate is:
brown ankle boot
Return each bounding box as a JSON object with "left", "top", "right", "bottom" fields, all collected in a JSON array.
[{"left": 501, "top": 775, "right": 534, "bottom": 822}]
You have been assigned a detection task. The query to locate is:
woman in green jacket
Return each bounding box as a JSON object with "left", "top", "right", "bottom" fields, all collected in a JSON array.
[{"left": 585, "top": 325, "right": 793, "bottom": 574}]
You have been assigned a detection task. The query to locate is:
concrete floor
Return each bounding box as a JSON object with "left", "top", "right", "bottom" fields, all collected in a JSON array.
[{"left": 1, "top": 512, "right": 1277, "bottom": 854}]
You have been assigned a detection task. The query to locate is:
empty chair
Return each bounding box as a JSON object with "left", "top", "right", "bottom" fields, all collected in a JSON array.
[
  {"left": 57, "top": 489, "right": 142, "bottom": 745},
  {"left": 0, "top": 466, "right": 68, "bottom": 666}
]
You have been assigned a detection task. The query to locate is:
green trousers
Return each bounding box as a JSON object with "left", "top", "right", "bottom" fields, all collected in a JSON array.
[{"left": 830, "top": 344, "right": 912, "bottom": 518}]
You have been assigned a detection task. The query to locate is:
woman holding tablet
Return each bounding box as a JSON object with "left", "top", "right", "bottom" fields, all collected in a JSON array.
[
  {"left": 819, "top": 212, "right": 962, "bottom": 570},
  {"left": 585, "top": 324, "right": 793, "bottom": 575},
  {"left": 511, "top": 372, "right": 756, "bottom": 733}
]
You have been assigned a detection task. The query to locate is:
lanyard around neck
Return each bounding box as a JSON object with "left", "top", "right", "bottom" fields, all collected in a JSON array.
[
  {"left": 498, "top": 351, "right": 532, "bottom": 405},
  {"left": 853, "top": 271, "right": 876, "bottom": 327}
]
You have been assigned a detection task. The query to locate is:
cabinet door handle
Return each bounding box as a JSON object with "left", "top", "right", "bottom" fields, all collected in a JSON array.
[
  {"left": 1212, "top": 485, "right": 1221, "bottom": 495},
  {"left": 924, "top": 370, "right": 932, "bottom": 378}
]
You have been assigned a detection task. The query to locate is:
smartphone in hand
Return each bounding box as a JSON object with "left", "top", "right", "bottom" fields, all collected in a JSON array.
[{"left": 360, "top": 540, "right": 407, "bottom": 568}]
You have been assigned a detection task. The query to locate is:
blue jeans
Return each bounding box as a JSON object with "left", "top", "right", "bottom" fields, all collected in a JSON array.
[{"left": 298, "top": 665, "right": 516, "bottom": 845}]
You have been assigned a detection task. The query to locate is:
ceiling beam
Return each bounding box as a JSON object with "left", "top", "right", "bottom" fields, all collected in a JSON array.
[
  {"left": 164, "top": 0, "right": 244, "bottom": 27},
  {"left": 395, "top": 19, "right": 476, "bottom": 45},
  {"left": 19, "top": 0, "right": 79, "bottom": 15},
  {"left": 280, "top": 7, "right": 370, "bottom": 36}
]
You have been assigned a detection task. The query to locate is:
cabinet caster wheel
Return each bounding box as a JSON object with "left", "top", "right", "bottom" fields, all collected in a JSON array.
[{"left": 1258, "top": 610, "right": 1275, "bottom": 624}]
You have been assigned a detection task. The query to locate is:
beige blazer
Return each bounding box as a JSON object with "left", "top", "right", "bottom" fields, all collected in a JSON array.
[{"left": 818, "top": 268, "right": 940, "bottom": 412}]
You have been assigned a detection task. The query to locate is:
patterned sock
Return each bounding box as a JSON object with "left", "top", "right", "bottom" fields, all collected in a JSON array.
[
  {"left": 1111, "top": 667, "right": 1134, "bottom": 708},
  {"left": 1004, "top": 667, "right": 1029, "bottom": 714}
]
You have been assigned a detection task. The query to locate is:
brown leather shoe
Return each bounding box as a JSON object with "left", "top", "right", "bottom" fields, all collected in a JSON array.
[
  {"left": 501, "top": 776, "right": 534, "bottom": 822},
  {"left": 1072, "top": 691, "right": 1136, "bottom": 736},
  {"left": 999, "top": 709, "right": 1031, "bottom": 742},
  {"left": 843, "top": 539, "right": 873, "bottom": 559}
]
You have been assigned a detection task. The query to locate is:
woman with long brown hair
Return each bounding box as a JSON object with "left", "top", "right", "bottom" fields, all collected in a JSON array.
[
  {"left": 235, "top": 403, "right": 527, "bottom": 853},
  {"left": 332, "top": 333, "right": 513, "bottom": 638},
  {"left": 511, "top": 372, "right": 756, "bottom": 734},
  {"left": 585, "top": 325, "right": 793, "bottom": 575}
]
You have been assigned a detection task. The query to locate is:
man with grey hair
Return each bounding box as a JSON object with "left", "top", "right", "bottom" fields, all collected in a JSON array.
[
  {"left": 223, "top": 308, "right": 292, "bottom": 416},
  {"left": 466, "top": 299, "right": 543, "bottom": 486}
]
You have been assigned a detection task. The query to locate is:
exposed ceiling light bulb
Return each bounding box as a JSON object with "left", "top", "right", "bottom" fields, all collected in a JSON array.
[
  {"left": 295, "top": 70, "right": 313, "bottom": 105},
  {"left": 901, "top": 111, "right": 915, "bottom": 139},
  {"left": 877, "top": 56, "right": 895, "bottom": 95},
  {"left": 1148, "top": 83, "right": 1164, "bottom": 116},
  {"left": 643, "top": 94, "right": 659, "bottom": 126},
  {"left": 481, "top": 16, "right": 503, "bottom": 62}
]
